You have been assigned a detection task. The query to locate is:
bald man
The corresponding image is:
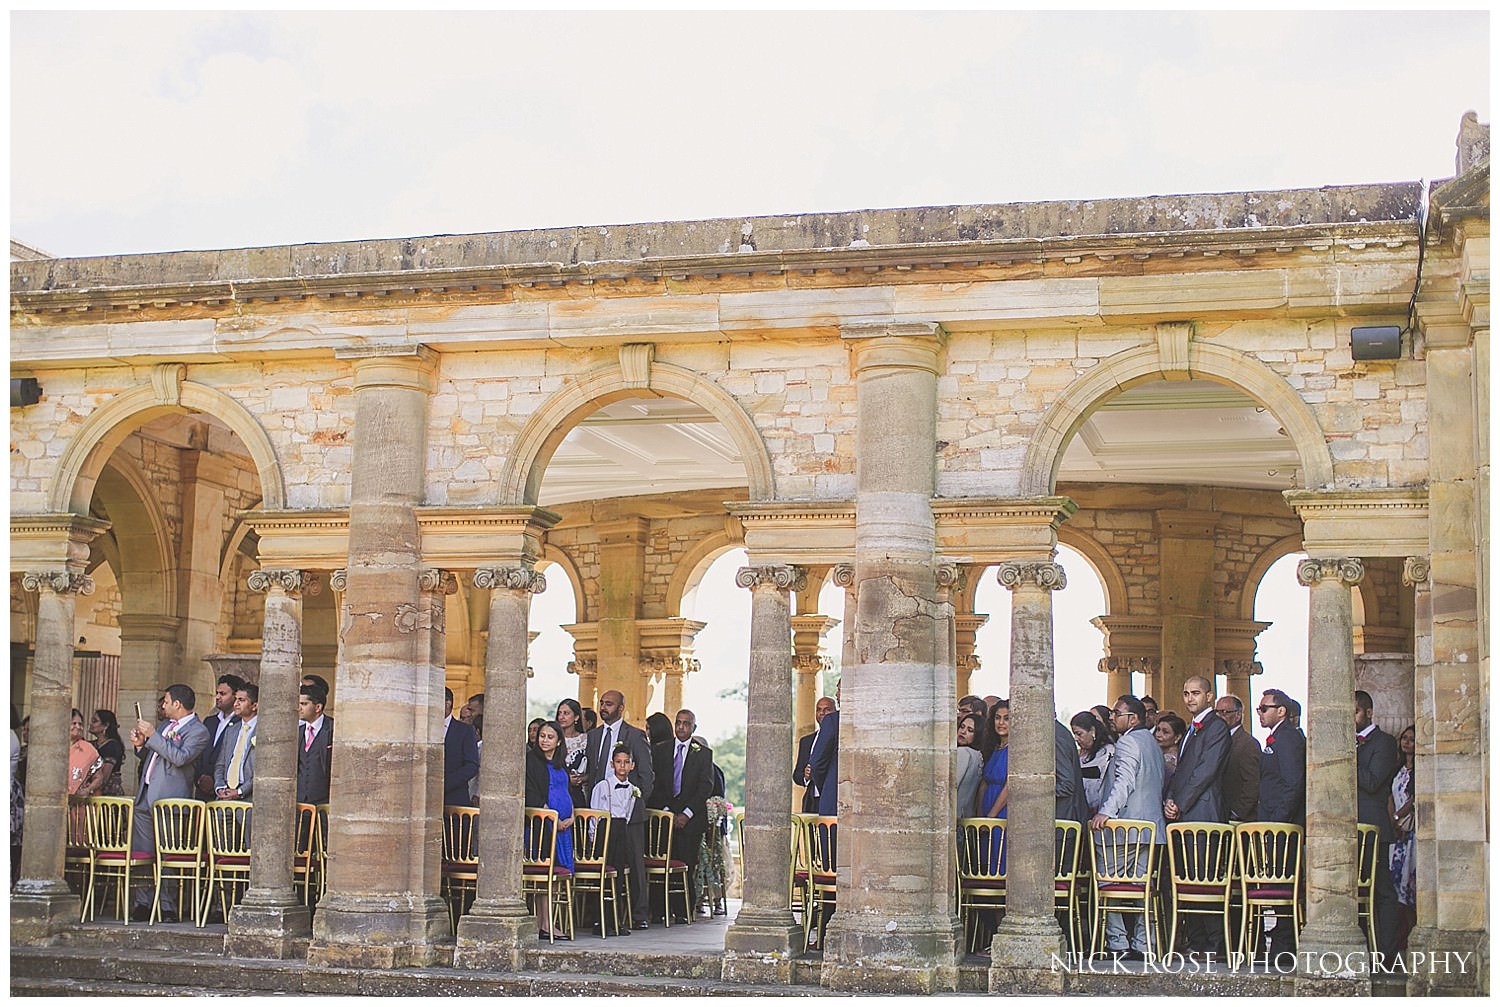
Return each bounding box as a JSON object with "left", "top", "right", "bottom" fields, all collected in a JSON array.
[
  {"left": 1163, "top": 674, "right": 1232, "bottom": 957},
  {"left": 584, "top": 689, "right": 654, "bottom": 928}
]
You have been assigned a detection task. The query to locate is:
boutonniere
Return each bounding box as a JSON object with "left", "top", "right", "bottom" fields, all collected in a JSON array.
[
  {"left": 630, "top": 785, "right": 641, "bottom": 799},
  {"left": 250, "top": 736, "right": 257, "bottom": 749},
  {"left": 690, "top": 742, "right": 702, "bottom": 753}
]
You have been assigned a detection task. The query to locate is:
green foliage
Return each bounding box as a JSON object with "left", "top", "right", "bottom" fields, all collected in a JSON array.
[{"left": 713, "top": 724, "right": 746, "bottom": 808}]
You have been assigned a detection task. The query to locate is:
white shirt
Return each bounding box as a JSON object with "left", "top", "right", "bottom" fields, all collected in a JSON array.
[
  {"left": 1357, "top": 723, "right": 1377, "bottom": 740},
  {"left": 301, "top": 715, "right": 326, "bottom": 747},
  {"left": 590, "top": 776, "right": 636, "bottom": 819}
]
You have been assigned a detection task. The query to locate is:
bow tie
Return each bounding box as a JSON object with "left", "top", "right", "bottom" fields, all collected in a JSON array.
[{"left": 614, "top": 782, "right": 631, "bottom": 789}]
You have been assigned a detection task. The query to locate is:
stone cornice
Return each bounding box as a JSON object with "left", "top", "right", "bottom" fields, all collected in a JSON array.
[
  {"left": 1283, "top": 488, "right": 1428, "bottom": 558},
  {"left": 12, "top": 185, "right": 1420, "bottom": 316},
  {"left": 239, "top": 505, "right": 562, "bottom": 569}
]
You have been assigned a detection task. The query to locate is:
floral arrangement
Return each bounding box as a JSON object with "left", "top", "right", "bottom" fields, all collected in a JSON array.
[{"left": 697, "top": 795, "right": 732, "bottom": 915}]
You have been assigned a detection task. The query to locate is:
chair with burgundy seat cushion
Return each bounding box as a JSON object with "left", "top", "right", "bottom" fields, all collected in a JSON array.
[
  {"left": 82, "top": 796, "right": 150, "bottom": 923},
  {"left": 522, "top": 807, "right": 573, "bottom": 941},
  {"left": 203, "top": 800, "right": 253, "bottom": 925},
  {"left": 1235, "top": 822, "right": 1303, "bottom": 957},
  {"left": 790, "top": 811, "right": 815, "bottom": 922},
  {"left": 441, "top": 805, "right": 481, "bottom": 930},
  {"left": 1165, "top": 821, "right": 1236, "bottom": 957},
  {"left": 570, "top": 809, "right": 626, "bottom": 938},
  {"left": 644, "top": 808, "right": 692, "bottom": 927},
  {"left": 1055, "top": 818, "right": 1086, "bottom": 953},
  {"left": 1089, "top": 818, "right": 1159, "bottom": 959},
  {"left": 150, "top": 798, "right": 207, "bottom": 926},
  {"left": 65, "top": 795, "right": 91, "bottom": 896},
  {"left": 293, "top": 803, "right": 318, "bottom": 907},
  {"left": 798, "top": 815, "right": 837, "bottom": 952}
]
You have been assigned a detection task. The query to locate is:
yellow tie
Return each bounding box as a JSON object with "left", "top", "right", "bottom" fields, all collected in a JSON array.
[{"left": 228, "top": 725, "right": 250, "bottom": 789}]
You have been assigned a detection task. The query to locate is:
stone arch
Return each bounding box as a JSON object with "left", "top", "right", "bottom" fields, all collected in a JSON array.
[
  {"left": 1057, "top": 528, "right": 1129, "bottom": 617},
  {"left": 50, "top": 378, "right": 286, "bottom": 515},
  {"left": 94, "top": 459, "right": 177, "bottom": 619},
  {"left": 664, "top": 531, "right": 744, "bottom": 619},
  {"left": 1239, "top": 534, "right": 1307, "bottom": 621},
  {"left": 537, "top": 544, "right": 587, "bottom": 624},
  {"left": 1022, "top": 341, "right": 1336, "bottom": 496},
  {"left": 498, "top": 360, "right": 775, "bottom": 506}
]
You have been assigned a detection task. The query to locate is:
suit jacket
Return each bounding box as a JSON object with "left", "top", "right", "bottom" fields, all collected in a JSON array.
[
  {"left": 1054, "top": 719, "right": 1090, "bottom": 828},
  {"left": 195, "top": 710, "right": 239, "bottom": 795},
  {"left": 1096, "top": 726, "right": 1168, "bottom": 836},
  {"left": 792, "top": 731, "right": 818, "bottom": 813},
  {"left": 1258, "top": 722, "right": 1306, "bottom": 826},
  {"left": 956, "top": 745, "right": 983, "bottom": 820},
  {"left": 652, "top": 738, "right": 715, "bottom": 837},
  {"left": 1357, "top": 726, "right": 1400, "bottom": 842},
  {"left": 808, "top": 709, "right": 839, "bottom": 816},
  {"left": 296, "top": 716, "right": 335, "bottom": 805},
  {"left": 585, "top": 720, "right": 654, "bottom": 822},
  {"left": 444, "top": 717, "right": 481, "bottom": 807},
  {"left": 212, "top": 718, "right": 257, "bottom": 799},
  {"left": 1164, "top": 711, "right": 1231, "bottom": 823},
  {"left": 524, "top": 745, "right": 551, "bottom": 809},
  {"left": 1222, "top": 726, "right": 1262, "bottom": 822},
  {"left": 136, "top": 715, "right": 211, "bottom": 806}
]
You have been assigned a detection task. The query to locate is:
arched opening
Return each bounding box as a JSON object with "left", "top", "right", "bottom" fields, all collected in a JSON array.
[{"left": 1250, "top": 552, "right": 1310, "bottom": 744}]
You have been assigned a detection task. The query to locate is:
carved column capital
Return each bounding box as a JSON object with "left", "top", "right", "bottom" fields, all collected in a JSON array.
[
  {"left": 1220, "top": 659, "right": 1263, "bottom": 678},
  {"left": 935, "top": 563, "right": 962, "bottom": 590},
  {"left": 246, "top": 568, "right": 311, "bottom": 596},
  {"left": 19, "top": 570, "right": 93, "bottom": 596},
  {"left": 996, "top": 561, "right": 1067, "bottom": 592},
  {"left": 829, "top": 563, "right": 855, "bottom": 589},
  {"left": 418, "top": 568, "right": 460, "bottom": 596},
  {"left": 566, "top": 658, "right": 597, "bottom": 678},
  {"left": 473, "top": 566, "right": 547, "bottom": 595},
  {"left": 1296, "top": 557, "right": 1365, "bottom": 588},
  {"left": 1402, "top": 556, "right": 1431, "bottom": 586},
  {"left": 328, "top": 568, "right": 347, "bottom": 593},
  {"left": 735, "top": 565, "right": 807, "bottom": 592}
]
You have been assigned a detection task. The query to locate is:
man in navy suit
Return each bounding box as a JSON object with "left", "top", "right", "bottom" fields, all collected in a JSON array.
[
  {"left": 1356, "top": 689, "right": 1401, "bottom": 961},
  {"left": 296, "top": 682, "right": 335, "bottom": 806},
  {"left": 194, "top": 673, "right": 243, "bottom": 798},
  {"left": 808, "top": 684, "right": 840, "bottom": 817},
  {"left": 1163, "top": 674, "right": 1231, "bottom": 955},
  {"left": 443, "top": 687, "right": 481, "bottom": 808},
  {"left": 792, "top": 696, "right": 835, "bottom": 814},
  {"left": 1256, "top": 687, "right": 1306, "bottom": 959}
]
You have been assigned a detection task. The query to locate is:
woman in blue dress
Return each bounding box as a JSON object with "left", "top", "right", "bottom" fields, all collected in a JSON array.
[
  {"left": 978, "top": 700, "right": 1010, "bottom": 877},
  {"left": 533, "top": 720, "right": 575, "bottom": 939}
]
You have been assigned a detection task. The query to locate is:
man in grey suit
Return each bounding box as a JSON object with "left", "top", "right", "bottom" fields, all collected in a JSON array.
[
  {"left": 213, "top": 683, "right": 259, "bottom": 801},
  {"left": 129, "top": 683, "right": 211, "bottom": 921},
  {"left": 584, "top": 690, "right": 655, "bottom": 929},
  {"left": 1089, "top": 695, "right": 1167, "bottom": 961}
]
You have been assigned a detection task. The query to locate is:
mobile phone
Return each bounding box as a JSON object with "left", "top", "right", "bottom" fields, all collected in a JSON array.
[{"left": 135, "top": 702, "right": 142, "bottom": 722}]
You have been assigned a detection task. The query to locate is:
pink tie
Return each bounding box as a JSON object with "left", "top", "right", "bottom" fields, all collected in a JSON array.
[{"left": 305, "top": 724, "right": 315, "bottom": 752}]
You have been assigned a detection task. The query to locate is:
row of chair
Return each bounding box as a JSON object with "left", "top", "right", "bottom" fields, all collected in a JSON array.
[
  {"left": 442, "top": 806, "right": 698, "bottom": 942},
  {"left": 66, "top": 795, "right": 327, "bottom": 927},
  {"left": 955, "top": 818, "right": 1379, "bottom": 960}
]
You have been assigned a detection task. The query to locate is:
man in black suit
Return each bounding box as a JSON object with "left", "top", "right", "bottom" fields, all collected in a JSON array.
[
  {"left": 1054, "top": 718, "right": 1089, "bottom": 829},
  {"left": 651, "top": 708, "right": 715, "bottom": 922},
  {"left": 1163, "top": 674, "right": 1232, "bottom": 955},
  {"left": 1256, "top": 687, "right": 1306, "bottom": 959},
  {"left": 1214, "top": 694, "right": 1262, "bottom": 823},
  {"left": 792, "top": 696, "right": 836, "bottom": 814},
  {"left": 296, "top": 681, "right": 334, "bottom": 806},
  {"left": 194, "top": 673, "right": 244, "bottom": 798},
  {"left": 585, "top": 689, "right": 655, "bottom": 928},
  {"left": 808, "top": 682, "right": 841, "bottom": 817},
  {"left": 442, "top": 687, "right": 480, "bottom": 807},
  {"left": 1355, "top": 689, "right": 1401, "bottom": 961}
]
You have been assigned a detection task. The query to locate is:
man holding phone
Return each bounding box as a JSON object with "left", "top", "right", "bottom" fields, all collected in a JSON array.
[{"left": 129, "top": 684, "right": 210, "bottom": 921}]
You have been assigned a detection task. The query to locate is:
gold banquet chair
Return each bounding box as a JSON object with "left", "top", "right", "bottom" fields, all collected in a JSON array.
[
  {"left": 203, "top": 800, "right": 254, "bottom": 926},
  {"left": 293, "top": 803, "right": 318, "bottom": 907},
  {"left": 1055, "top": 819, "right": 1086, "bottom": 954},
  {"left": 957, "top": 817, "right": 1006, "bottom": 955},
  {"left": 1164, "top": 821, "right": 1236, "bottom": 957},
  {"left": 1356, "top": 823, "right": 1378, "bottom": 953},
  {"left": 315, "top": 803, "right": 331, "bottom": 900},
  {"left": 522, "top": 807, "right": 574, "bottom": 942},
  {"left": 65, "top": 794, "right": 92, "bottom": 895},
  {"left": 150, "top": 798, "right": 207, "bottom": 926},
  {"left": 645, "top": 808, "right": 692, "bottom": 927},
  {"left": 1089, "top": 818, "right": 1159, "bottom": 959},
  {"left": 81, "top": 796, "right": 150, "bottom": 923},
  {"left": 1236, "top": 822, "right": 1303, "bottom": 957},
  {"left": 800, "top": 815, "right": 838, "bottom": 952},
  {"left": 442, "top": 805, "right": 481, "bottom": 930},
  {"left": 570, "top": 809, "right": 626, "bottom": 938},
  {"left": 790, "top": 811, "right": 815, "bottom": 919}
]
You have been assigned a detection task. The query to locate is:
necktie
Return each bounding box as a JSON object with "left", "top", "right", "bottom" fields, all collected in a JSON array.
[
  {"left": 228, "top": 725, "right": 250, "bottom": 789},
  {"left": 674, "top": 742, "right": 686, "bottom": 795},
  {"left": 600, "top": 726, "right": 613, "bottom": 768},
  {"left": 305, "top": 723, "right": 316, "bottom": 752}
]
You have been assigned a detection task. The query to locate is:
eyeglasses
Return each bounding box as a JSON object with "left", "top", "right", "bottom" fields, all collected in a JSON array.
[
  {"left": 1256, "top": 705, "right": 1282, "bottom": 713},
  {"left": 1110, "top": 710, "right": 1131, "bottom": 719}
]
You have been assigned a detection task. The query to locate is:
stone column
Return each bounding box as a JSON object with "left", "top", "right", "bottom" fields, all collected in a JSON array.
[
  {"left": 1220, "top": 659, "right": 1261, "bottom": 711},
  {"left": 989, "top": 561, "right": 1068, "bottom": 986},
  {"left": 954, "top": 613, "right": 988, "bottom": 701},
  {"left": 790, "top": 614, "right": 838, "bottom": 739},
  {"left": 176, "top": 450, "right": 233, "bottom": 691},
  {"left": 722, "top": 564, "right": 805, "bottom": 984},
  {"left": 1157, "top": 510, "right": 1219, "bottom": 705},
  {"left": 822, "top": 321, "right": 957, "bottom": 995},
  {"left": 229, "top": 568, "right": 314, "bottom": 957},
  {"left": 1096, "top": 656, "right": 1135, "bottom": 709},
  {"left": 115, "top": 613, "right": 183, "bottom": 793},
  {"left": 567, "top": 657, "right": 598, "bottom": 711},
  {"left": 1403, "top": 556, "right": 1438, "bottom": 968},
  {"left": 12, "top": 569, "right": 93, "bottom": 940},
  {"left": 455, "top": 565, "right": 546, "bottom": 970},
  {"left": 1295, "top": 557, "right": 1368, "bottom": 973},
  {"left": 309, "top": 345, "right": 448, "bottom": 969},
  {"left": 596, "top": 516, "right": 649, "bottom": 717}
]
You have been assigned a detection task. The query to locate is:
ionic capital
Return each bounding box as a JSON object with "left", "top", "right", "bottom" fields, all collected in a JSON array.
[
  {"left": 19, "top": 570, "right": 94, "bottom": 596},
  {"left": 935, "top": 563, "right": 962, "bottom": 590},
  {"left": 830, "top": 563, "right": 855, "bottom": 589},
  {"left": 735, "top": 565, "right": 807, "bottom": 592},
  {"left": 473, "top": 566, "right": 547, "bottom": 595},
  {"left": 329, "top": 568, "right": 347, "bottom": 593},
  {"left": 566, "top": 658, "right": 597, "bottom": 678},
  {"left": 246, "top": 568, "right": 311, "bottom": 596},
  {"left": 1295, "top": 557, "right": 1364, "bottom": 588},
  {"left": 996, "top": 561, "right": 1067, "bottom": 592},
  {"left": 418, "top": 568, "right": 460, "bottom": 596},
  {"left": 1220, "top": 659, "right": 1263, "bottom": 678},
  {"left": 1402, "top": 556, "right": 1431, "bottom": 587}
]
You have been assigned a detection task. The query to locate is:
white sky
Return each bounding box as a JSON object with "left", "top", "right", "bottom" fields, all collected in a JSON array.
[{"left": 10, "top": 10, "right": 1490, "bottom": 258}]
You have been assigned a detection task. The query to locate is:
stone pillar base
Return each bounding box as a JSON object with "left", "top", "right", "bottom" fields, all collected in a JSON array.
[
  {"left": 1404, "top": 928, "right": 1487, "bottom": 996},
  {"left": 989, "top": 912, "right": 1065, "bottom": 970},
  {"left": 453, "top": 909, "right": 535, "bottom": 971},
  {"left": 722, "top": 910, "right": 803, "bottom": 984},
  {"left": 10, "top": 886, "right": 81, "bottom": 943},
  {"left": 820, "top": 917, "right": 959, "bottom": 994},
  {"left": 226, "top": 902, "right": 313, "bottom": 959},
  {"left": 1291, "top": 973, "right": 1371, "bottom": 996},
  {"left": 309, "top": 896, "right": 452, "bottom": 968},
  {"left": 1298, "top": 920, "right": 1368, "bottom": 969}
]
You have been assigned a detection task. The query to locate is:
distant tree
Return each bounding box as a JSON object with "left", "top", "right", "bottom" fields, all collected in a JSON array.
[{"left": 713, "top": 724, "right": 746, "bottom": 808}]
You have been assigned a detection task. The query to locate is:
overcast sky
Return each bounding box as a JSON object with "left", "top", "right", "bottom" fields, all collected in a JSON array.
[{"left": 11, "top": 10, "right": 1490, "bottom": 259}]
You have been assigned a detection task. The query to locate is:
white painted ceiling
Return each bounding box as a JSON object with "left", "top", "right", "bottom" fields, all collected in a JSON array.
[{"left": 537, "top": 378, "right": 1302, "bottom": 505}]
